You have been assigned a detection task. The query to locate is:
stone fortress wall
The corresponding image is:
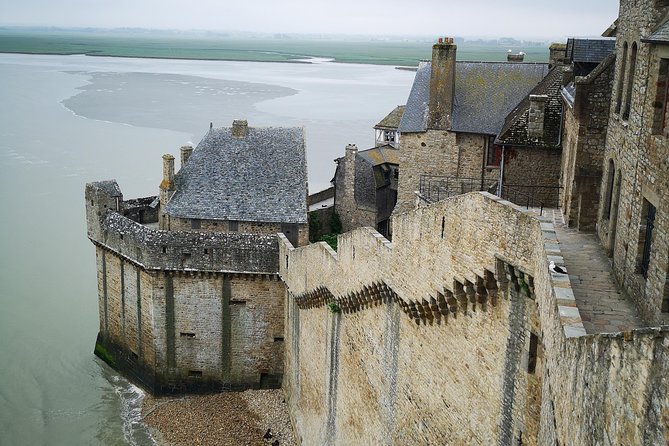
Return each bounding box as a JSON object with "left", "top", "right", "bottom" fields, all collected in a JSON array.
[
  {"left": 279, "top": 192, "right": 669, "bottom": 445},
  {"left": 86, "top": 181, "right": 286, "bottom": 392}
]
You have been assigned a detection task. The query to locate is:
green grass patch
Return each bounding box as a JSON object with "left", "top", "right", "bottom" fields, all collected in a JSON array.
[{"left": 0, "top": 30, "right": 549, "bottom": 66}]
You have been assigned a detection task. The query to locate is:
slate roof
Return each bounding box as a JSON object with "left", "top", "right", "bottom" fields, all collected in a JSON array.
[
  {"left": 565, "top": 38, "right": 615, "bottom": 64},
  {"left": 496, "top": 66, "right": 564, "bottom": 149},
  {"left": 92, "top": 180, "right": 123, "bottom": 197},
  {"left": 375, "top": 106, "right": 405, "bottom": 130},
  {"left": 164, "top": 126, "right": 308, "bottom": 224},
  {"left": 642, "top": 20, "right": 669, "bottom": 44},
  {"left": 398, "top": 62, "right": 431, "bottom": 133},
  {"left": 398, "top": 61, "right": 549, "bottom": 135},
  {"left": 357, "top": 144, "right": 400, "bottom": 167}
]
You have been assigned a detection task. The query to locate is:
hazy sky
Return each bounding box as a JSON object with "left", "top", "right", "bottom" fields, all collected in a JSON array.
[{"left": 1, "top": 0, "right": 619, "bottom": 39}]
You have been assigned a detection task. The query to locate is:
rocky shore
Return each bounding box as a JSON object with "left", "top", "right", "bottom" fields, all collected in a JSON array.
[{"left": 142, "top": 389, "right": 296, "bottom": 446}]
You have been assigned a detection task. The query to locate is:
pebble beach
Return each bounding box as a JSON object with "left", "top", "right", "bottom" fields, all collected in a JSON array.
[{"left": 142, "top": 389, "right": 296, "bottom": 446}]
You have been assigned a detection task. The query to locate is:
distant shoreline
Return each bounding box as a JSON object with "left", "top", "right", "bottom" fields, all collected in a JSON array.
[
  {"left": 0, "top": 50, "right": 427, "bottom": 70},
  {"left": 0, "top": 50, "right": 318, "bottom": 65}
]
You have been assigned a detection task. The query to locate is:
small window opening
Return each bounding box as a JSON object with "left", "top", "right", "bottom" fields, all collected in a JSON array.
[
  {"left": 486, "top": 137, "right": 502, "bottom": 167},
  {"left": 188, "top": 370, "right": 202, "bottom": 378},
  {"left": 528, "top": 332, "right": 538, "bottom": 374},
  {"left": 604, "top": 160, "right": 615, "bottom": 219},
  {"left": 637, "top": 198, "right": 656, "bottom": 279},
  {"left": 652, "top": 59, "right": 669, "bottom": 135},
  {"left": 91, "top": 200, "right": 94, "bottom": 206},
  {"left": 191, "top": 219, "right": 201, "bottom": 230},
  {"left": 204, "top": 248, "right": 209, "bottom": 255},
  {"left": 615, "top": 42, "right": 628, "bottom": 114},
  {"left": 274, "top": 336, "right": 284, "bottom": 342},
  {"left": 230, "top": 300, "right": 246, "bottom": 305},
  {"left": 229, "top": 220, "right": 239, "bottom": 232},
  {"left": 162, "top": 246, "right": 167, "bottom": 254},
  {"left": 623, "top": 42, "right": 638, "bottom": 120},
  {"left": 180, "top": 332, "right": 196, "bottom": 338},
  {"left": 441, "top": 216, "right": 445, "bottom": 239},
  {"left": 662, "top": 251, "right": 669, "bottom": 313},
  {"left": 120, "top": 234, "right": 124, "bottom": 240}
]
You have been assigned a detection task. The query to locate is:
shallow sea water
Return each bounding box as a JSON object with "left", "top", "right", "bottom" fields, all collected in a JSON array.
[{"left": 0, "top": 53, "right": 413, "bottom": 445}]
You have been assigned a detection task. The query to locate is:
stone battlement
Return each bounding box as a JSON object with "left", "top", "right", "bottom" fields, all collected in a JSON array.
[{"left": 86, "top": 181, "right": 279, "bottom": 274}]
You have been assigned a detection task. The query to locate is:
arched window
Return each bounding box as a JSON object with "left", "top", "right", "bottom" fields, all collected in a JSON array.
[
  {"left": 623, "top": 42, "right": 638, "bottom": 120},
  {"left": 604, "top": 159, "right": 615, "bottom": 219},
  {"left": 615, "top": 42, "right": 628, "bottom": 114}
]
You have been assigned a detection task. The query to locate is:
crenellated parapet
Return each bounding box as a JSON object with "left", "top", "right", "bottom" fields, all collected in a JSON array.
[{"left": 86, "top": 181, "right": 279, "bottom": 274}]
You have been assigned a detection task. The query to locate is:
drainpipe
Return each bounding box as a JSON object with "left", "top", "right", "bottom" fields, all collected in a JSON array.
[{"left": 497, "top": 147, "right": 506, "bottom": 197}]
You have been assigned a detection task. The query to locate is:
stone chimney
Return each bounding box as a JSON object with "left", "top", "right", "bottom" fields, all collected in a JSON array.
[
  {"left": 507, "top": 52, "right": 525, "bottom": 62},
  {"left": 549, "top": 43, "right": 567, "bottom": 68},
  {"left": 180, "top": 145, "right": 193, "bottom": 166},
  {"left": 159, "top": 154, "right": 175, "bottom": 229},
  {"left": 427, "top": 37, "right": 457, "bottom": 130},
  {"left": 161, "top": 154, "right": 175, "bottom": 191},
  {"left": 528, "top": 95, "right": 548, "bottom": 139},
  {"left": 232, "top": 119, "right": 248, "bottom": 138},
  {"left": 343, "top": 144, "right": 358, "bottom": 200}
]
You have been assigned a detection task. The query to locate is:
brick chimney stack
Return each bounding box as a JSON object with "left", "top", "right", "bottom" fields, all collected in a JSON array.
[{"left": 428, "top": 37, "right": 457, "bottom": 130}]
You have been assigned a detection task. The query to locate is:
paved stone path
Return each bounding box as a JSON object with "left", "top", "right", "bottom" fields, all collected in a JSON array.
[{"left": 544, "top": 209, "right": 646, "bottom": 334}]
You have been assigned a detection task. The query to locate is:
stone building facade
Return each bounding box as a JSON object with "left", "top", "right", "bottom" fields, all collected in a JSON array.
[
  {"left": 598, "top": 0, "right": 669, "bottom": 322},
  {"left": 396, "top": 39, "right": 563, "bottom": 212},
  {"left": 559, "top": 39, "right": 616, "bottom": 231},
  {"left": 86, "top": 121, "right": 308, "bottom": 393},
  {"left": 333, "top": 143, "right": 399, "bottom": 237}
]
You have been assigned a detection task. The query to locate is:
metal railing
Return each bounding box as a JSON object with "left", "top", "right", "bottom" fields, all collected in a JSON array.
[
  {"left": 419, "top": 175, "right": 489, "bottom": 202},
  {"left": 418, "top": 175, "right": 561, "bottom": 216},
  {"left": 498, "top": 185, "right": 545, "bottom": 215}
]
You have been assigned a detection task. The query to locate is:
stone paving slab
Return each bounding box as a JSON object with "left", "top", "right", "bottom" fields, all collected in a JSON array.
[{"left": 545, "top": 209, "right": 646, "bottom": 334}]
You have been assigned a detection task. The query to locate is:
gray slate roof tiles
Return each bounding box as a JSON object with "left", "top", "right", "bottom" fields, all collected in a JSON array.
[
  {"left": 164, "top": 126, "right": 308, "bottom": 224},
  {"left": 565, "top": 38, "right": 615, "bottom": 64},
  {"left": 398, "top": 62, "right": 431, "bottom": 133},
  {"left": 496, "top": 66, "right": 564, "bottom": 148},
  {"left": 642, "top": 20, "right": 669, "bottom": 44},
  {"left": 399, "top": 60, "right": 549, "bottom": 135},
  {"left": 375, "top": 105, "right": 406, "bottom": 129},
  {"left": 92, "top": 180, "right": 123, "bottom": 197}
]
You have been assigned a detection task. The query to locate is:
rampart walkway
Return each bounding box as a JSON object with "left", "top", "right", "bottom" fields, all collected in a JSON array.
[{"left": 544, "top": 209, "right": 645, "bottom": 334}]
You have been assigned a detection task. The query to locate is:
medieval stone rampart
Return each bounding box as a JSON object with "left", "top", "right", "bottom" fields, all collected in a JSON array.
[
  {"left": 280, "top": 191, "right": 669, "bottom": 445},
  {"left": 86, "top": 181, "right": 285, "bottom": 393}
]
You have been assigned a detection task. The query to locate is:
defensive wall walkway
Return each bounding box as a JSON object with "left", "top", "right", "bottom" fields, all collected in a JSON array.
[{"left": 542, "top": 208, "right": 646, "bottom": 334}]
